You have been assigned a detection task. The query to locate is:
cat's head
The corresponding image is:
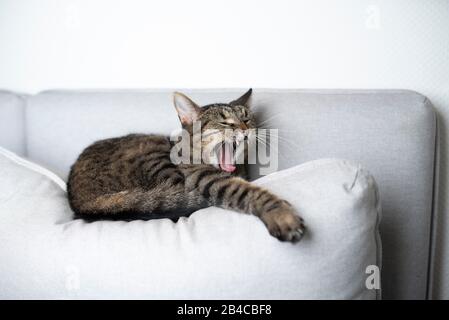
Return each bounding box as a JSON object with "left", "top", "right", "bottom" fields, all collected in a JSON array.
[{"left": 173, "top": 89, "right": 255, "bottom": 173}]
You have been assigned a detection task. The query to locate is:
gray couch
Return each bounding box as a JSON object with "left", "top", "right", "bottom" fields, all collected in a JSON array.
[{"left": 0, "top": 89, "right": 438, "bottom": 299}]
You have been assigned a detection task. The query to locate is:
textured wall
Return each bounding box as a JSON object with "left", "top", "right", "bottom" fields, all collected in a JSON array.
[{"left": 0, "top": 0, "right": 448, "bottom": 298}]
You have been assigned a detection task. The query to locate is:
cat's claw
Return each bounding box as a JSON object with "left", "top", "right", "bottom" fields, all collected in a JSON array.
[{"left": 261, "top": 207, "right": 306, "bottom": 243}]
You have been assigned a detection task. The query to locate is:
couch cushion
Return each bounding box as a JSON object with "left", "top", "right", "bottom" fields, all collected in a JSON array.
[
  {"left": 0, "top": 90, "right": 26, "bottom": 156},
  {"left": 25, "top": 89, "right": 436, "bottom": 299},
  {"left": 0, "top": 148, "right": 381, "bottom": 299}
]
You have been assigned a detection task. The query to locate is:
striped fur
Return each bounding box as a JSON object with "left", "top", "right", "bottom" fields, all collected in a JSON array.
[{"left": 67, "top": 90, "right": 305, "bottom": 242}]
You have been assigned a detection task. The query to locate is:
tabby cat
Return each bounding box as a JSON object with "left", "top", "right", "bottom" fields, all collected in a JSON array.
[{"left": 67, "top": 89, "right": 305, "bottom": 242}]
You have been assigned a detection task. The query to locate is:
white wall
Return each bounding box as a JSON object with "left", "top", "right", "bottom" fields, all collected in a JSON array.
[{"left": 0, "top": 0, "right": 448, "bottom": 298}]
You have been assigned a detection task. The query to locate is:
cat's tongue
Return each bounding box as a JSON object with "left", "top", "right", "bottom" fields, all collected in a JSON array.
[{"left": 219, "top": 143, "right": 236, "bottom": 173}]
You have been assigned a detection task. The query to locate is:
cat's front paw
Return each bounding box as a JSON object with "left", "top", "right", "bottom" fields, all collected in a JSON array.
[{"left": 260, "top": 204, "right": 305, "bottom": 243}]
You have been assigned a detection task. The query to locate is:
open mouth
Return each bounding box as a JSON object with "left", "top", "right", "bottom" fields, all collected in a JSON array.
[{"left": 218, "top": 142, "right": 237, "bottom": 173}]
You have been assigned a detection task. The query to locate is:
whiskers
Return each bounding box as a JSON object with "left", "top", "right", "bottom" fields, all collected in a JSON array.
[
  {"left": 253, "top": 112, "right": 284, "bottom": 127},
  {"left": 252, "top": 128, "right": 300, "bottom": 161}
]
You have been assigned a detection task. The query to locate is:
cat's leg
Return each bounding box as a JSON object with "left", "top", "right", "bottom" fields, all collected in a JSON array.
[
  {"left": 198, "top": 175, "right": 305, "bottom": 243},
  {"left": 71, "top": 183, "right": 205, "bottom": 220}
]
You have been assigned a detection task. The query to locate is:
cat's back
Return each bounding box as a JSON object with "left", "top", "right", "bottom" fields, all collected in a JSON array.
[{"left": 68, "top": 133, "right": 172, "bottom": 199}]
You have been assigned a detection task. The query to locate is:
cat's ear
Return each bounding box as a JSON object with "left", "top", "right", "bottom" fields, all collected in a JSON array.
[
  {"left": 230, "top": 88, "right": 252, "bottom": 107},
  {"left": 173, "top": 92, "right": 201, "bottom": 126}
]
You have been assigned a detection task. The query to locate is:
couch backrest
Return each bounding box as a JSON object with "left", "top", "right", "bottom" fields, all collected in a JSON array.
[
  {"left": 0, "top": 89, "right": 438, "bottom": 299},
  {"left": 0, "top": 91, "right": 26, "bottom": 156}
]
